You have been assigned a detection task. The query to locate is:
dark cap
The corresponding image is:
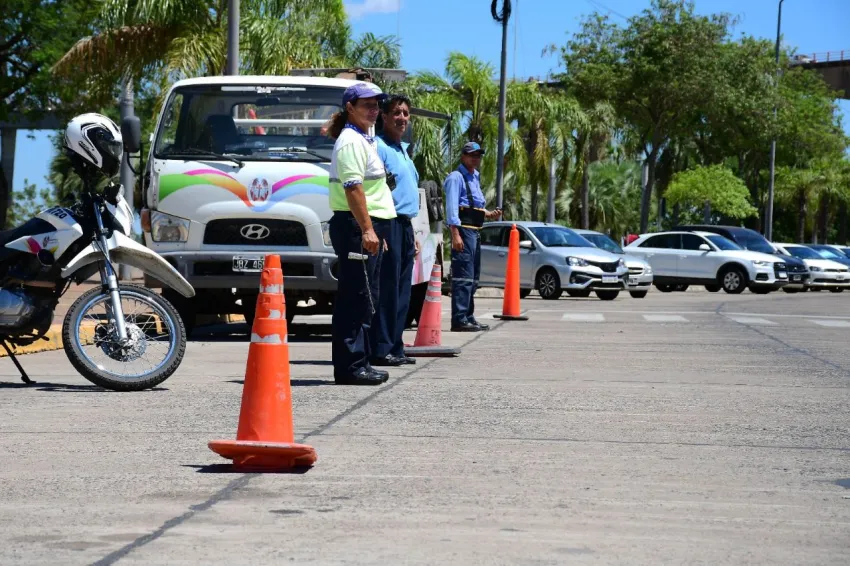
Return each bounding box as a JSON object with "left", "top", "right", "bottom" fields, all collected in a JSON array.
[
  {"left": 342, "top": 82, "right": 388, "bottom": 106},
  {"left": 462, "top": 141, "right": 485, "bottom": 155}
]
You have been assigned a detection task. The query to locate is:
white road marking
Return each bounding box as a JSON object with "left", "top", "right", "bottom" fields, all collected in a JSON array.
[
  {"left": 643, "top": 315, "right": 689, "bottom": 322},
  {"left": 727, "top": 316, "right": 777, "bottom": 325},
  {"left": 562, "top": 313, "right": 605, "bottom": 322},
  {"left": 809, "top": 319, "right": 850, "bottom": 328}
]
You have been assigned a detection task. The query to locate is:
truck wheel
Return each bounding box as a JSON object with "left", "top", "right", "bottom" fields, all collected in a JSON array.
[
  {"left": 595, "top": 290, "right": 620, "bottom": 301},
  {"left": 629, "top": 291, "right": 648, "bottom": 299},
  {"left": 162, "top": 289, "right": 196, "bottom": 338},
  {"left": 705, "top": 284, "right": 721, "bottom": 292},
  {"left": 519, "top": 288, "right": 531, "bottom": 299}
]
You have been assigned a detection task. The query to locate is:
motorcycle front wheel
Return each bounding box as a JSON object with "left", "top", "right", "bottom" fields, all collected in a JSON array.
[{"left": 62, "top": 284, "right": 187, "bottom": 391}]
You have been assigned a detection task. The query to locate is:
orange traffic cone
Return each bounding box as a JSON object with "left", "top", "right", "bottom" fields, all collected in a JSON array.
[
  {"left": 208, "top": 254, "right": 317, "bottom": 471},
  {"left": 404, "top": 263, "right": 460, "bottom": 357},
  {"left": 494, "top": 224, "right": 529, "bottom": 321}
]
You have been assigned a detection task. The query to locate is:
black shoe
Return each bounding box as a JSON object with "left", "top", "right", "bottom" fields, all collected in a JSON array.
[
  {"left": 335, "top": 367, "right": 385, "bottom": 385},
  {"left": 470, "top": 319, "right": 490, "bottom": 331},
  {"left": 370, "top": 354, "right": 405, "bottom": 367},
  {"left": 399, "top": 355, "right": 417, "bottom": 365},
  {"left": 370, "top": 368, "right": 390, "bottom": 382},
  {"left": 451, "top": 322, "right": 481, "bottom": 332}
]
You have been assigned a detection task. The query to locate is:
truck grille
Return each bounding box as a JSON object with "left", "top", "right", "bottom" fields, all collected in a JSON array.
[
  {"left": 587, "top": 260, "right": 619, "bottom": 273},
  {"left": 203, "top": 219, "right": 308, "bottom": 246}
]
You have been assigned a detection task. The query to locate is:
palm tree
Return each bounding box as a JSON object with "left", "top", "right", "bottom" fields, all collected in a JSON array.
[{"left": 775, "top": 165, "right": 826, "bottom": 242}]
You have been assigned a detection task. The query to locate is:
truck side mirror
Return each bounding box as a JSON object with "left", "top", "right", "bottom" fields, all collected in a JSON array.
[{"left": 121, "top": 116, "right": 142, "bottom": 154}]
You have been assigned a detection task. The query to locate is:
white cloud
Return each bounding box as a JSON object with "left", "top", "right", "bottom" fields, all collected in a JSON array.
[{"left": 345, "top": 0, "right": 400, "bottom": 20}]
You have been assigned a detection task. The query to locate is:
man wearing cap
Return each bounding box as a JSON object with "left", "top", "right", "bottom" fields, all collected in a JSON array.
[
  {"left": 443, "top": 142, "right": 502, "bottom": 332},
  {"left": 326, "top": 82, "right": 397, "bottom": 385},
  {"left": 369, "top": 94, "right": 420, "bottom": 367}
]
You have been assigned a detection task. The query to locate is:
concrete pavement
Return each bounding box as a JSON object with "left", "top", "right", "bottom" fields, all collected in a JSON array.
[{"left": 1, "top": 291, "right": 849, "bottom": 564}]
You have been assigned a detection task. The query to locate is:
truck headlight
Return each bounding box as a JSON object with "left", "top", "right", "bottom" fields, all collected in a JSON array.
[
  {"left": 321, "top": 221, "right": 332, "bottom": 247},
  {"left": 618, "top": 258, "right": 625, "bottom": 267},
  {"left": 645, "top": 265, "right": 653, "bottom": 274},
  {"left": 567, "top": 256, "right": 588, "bottom": 267},
  {"left": 150, "top": 211, "right": 190, "bottom": 242},
  {"left": 751, "top": 260, "right": 770, "bottom": 267}
]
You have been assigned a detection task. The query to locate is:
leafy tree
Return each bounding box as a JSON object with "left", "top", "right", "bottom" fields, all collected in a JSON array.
[
  {"left": 6, "top": 180, "right": 58, "bottom": 229},
  {"left": 665, "top": 165, "right": 756, "bottom": 221}
]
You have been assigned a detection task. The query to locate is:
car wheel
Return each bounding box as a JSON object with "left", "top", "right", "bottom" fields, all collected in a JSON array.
[
  {"left": 720, "top": 266, "right": 747, "bottom": 294},
  {"left": 566, "top": 289, "right": 591, "bottom": 298},
  {"left": 595, "top": 290, "right": 620, "bottom": 301},
  {"left": 749, "top": 286, "right": 772, "bottom": 295},
  {"left": 705, "top": 284, "right": 721, "bottom": 292},
  {"left": 519, "top": 288, "right": 532, "bottom": 299},
  {"left": 675, "top": 284, "right": 689, "bottom": 292},
  {"left": 830, "top": 287, "right": 844, "bottom": 293},
  {"left": 536, "top": 268, "right": 563, "bottom": 300},
  {"left": 810, "top": 288, "right": 823, "bottom": 292},
  {"left": 655, "top": 283, "right": 676, "bottom": 293},
  {"left": 629, "top": 291, "right": 648, "bottom": 299},
  {"left": 782, "top": 288, "right": 800, "bottom": 293}
]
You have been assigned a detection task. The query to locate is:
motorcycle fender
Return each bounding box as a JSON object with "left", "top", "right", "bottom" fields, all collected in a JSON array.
[{"left": 61, "top": 232, "right": 195, "bottom": 298}]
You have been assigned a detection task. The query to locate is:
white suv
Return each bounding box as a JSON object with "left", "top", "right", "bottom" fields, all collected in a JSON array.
[{"left": 625, "top": 231, "right": 788, "bottom": 294}]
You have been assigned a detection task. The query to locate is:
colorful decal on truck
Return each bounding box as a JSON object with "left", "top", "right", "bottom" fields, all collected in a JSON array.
[{"left": 159, "top": 169, "right": 329, "bottom": 212}]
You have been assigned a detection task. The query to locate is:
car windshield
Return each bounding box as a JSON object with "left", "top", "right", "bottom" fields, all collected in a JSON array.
[
  {"left": 154, "top": 84, "right": 342, "bottom": 162},
  {"left": 705, "top": 234, "right": 742, "bottom": 251},
  {"left": 813, "top": 247, "right": 843, "bottom": 260},
  {"left": 582, "top": 233, "right": 623, "bottom": 254},
  {"left": 841, "top": 248, "right": 850, "bottom": 258},
  {"left": 529, "top": 226, "right": 594, "bottom": 248},
  {"left": 739, "top": 232, "right": 776, "bottom": 254},
  {"left": 784, "top": 246, "right": 821, "bottom": 259}
]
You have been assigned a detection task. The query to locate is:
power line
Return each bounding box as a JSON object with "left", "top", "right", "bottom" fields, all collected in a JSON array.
[{"left": 584, "top": 0, "right": 629, "bottom": 20}]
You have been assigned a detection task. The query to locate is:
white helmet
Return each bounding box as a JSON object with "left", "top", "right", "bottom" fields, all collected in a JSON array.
[{"left": 64, "top": 113, "right": 123, "bottom": 177}]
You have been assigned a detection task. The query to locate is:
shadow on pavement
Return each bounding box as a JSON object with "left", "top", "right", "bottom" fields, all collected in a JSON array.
[
  {"left": 0, "top": 380, "right": 168, "bottom": 392},
  {"left": 183, "top": 463, "right": 312, "bottom": 474},
  {"left": 189, "top": 322, "right": 332, "bottom": 343}
]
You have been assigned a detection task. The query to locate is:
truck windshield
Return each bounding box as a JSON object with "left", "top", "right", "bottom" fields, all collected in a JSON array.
[{"left": 154, "top": 84, "right": 342, "bottom": 162}]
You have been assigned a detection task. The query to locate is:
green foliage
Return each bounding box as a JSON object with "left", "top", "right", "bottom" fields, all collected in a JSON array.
[
  {"left": 666, "top": 165, "right": 756, "bottom": 219},
  {"left": 6, "top": 180, "right": 58, "bottom": 229}
]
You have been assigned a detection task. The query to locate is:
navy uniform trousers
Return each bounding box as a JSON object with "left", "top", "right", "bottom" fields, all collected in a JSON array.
[
  {"left": 369, "top": 216, "right": 416, "bottom": 359},
  {"left": 328, "top": 211, "right": 390, "bottom": 378},
  {"left": 450, "top": 226, "right": 481, "bottom": 327}
]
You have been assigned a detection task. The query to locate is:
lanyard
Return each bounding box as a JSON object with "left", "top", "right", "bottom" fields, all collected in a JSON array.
[{"left": 344, "top": 123, "right": 374, "bottom": 143}]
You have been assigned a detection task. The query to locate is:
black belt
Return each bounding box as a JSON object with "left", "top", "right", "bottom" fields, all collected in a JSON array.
[{"left": 396, "top": 214, "right": 413, "bottom": 222}]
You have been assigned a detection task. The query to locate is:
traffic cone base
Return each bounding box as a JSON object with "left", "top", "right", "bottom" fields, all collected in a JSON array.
[
  {"left": 407, "top": 263, "right": 460, "bottom": 357},
  {"left": 208, "top": 440, "right": 317, "bottom": 471},
  {"left": 209, "top": 253, "right": 316, "bottom": 471},
  {"left": 493, "top": 313, "right": 528, "bottom": 321}
]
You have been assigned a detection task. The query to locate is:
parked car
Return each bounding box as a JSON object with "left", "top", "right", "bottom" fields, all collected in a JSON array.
[
  {"left": 478, "top": 222, "right": 629, "bottom": 300},
  {"left": 573, "top": 229, "right": 653, "bottom": 298},
  {"left": 820, "top": 244, "right": 850, "bottom": 259},
  {"left": 773, "top": 243, "right": 850, "bottom": 293},
  {"left": 674, "top": 224, "right": 809, "bottom": 291},
  {"left": 807, "top": 244, "right": 850, "bottom": 270},
  {"left": 625, "top": 231, "right": 788, "bottom": 294}
]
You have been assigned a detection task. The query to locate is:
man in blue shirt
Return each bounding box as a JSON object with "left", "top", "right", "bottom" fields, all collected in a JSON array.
[
  {"left": 444, "top": 142, "right": 501, "bottom": 332},
  {"left": 369, "top": 94, "right": 421, "bottom": 366}
]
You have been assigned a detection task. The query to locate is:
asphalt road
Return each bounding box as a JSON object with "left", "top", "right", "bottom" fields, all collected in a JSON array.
[{"left": 1, "top": 290, "right": 849, "bottom": 564}]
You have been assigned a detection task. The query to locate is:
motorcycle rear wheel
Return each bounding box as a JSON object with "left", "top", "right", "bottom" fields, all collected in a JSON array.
[{"left": 62, "top": 284, "right": 186, "bottom": 391}]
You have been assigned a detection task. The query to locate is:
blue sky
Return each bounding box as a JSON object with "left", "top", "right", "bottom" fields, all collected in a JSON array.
[{"left": 8, "top": 0, "right": 850, "bottom": 193}]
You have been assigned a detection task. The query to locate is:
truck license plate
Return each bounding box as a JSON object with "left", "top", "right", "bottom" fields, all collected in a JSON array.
[
  {"left": 233, "top": 255, "right": 264, "bottom": 272},
  {"left": 602, "top": 275, "right": 619, "bottom": 284}
]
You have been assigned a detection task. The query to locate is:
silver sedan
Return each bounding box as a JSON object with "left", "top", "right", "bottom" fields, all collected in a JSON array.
[
  {"left": 477, "top": 221, "right": 629, "bottom": 300},
  {"left": 573, "top": 229, "right": 654, "bottom": 298}
]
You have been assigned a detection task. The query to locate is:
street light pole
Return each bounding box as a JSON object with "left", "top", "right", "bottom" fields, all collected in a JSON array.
[
  {"left": 226, "top": 0, "right": 240, "bottom": 75},
  {"left": 766, "top": 0, "right": 784, "bottom": 241},
  {"left": 491, "top": 0, "right": 511, "bottom": 210}
]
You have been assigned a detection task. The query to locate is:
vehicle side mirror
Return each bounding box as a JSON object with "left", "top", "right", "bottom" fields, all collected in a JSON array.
[
  {"left": 519, "top": 240, "right": 534, "bottom": 250},
  {"left": 121, "top": 116, "right": 142, "bottom": 154},
  {"left": 699, "top": 243, "right": 711, "bottom": 252}
]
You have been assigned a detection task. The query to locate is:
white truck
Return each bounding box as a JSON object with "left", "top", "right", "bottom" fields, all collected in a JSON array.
[{"left": 137, "top": 74, "right": 445, "bottom": 334}]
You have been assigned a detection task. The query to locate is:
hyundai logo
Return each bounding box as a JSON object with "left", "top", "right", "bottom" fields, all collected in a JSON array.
[{"left": 240, "top": 224, "right": 270, "bottom": 240}]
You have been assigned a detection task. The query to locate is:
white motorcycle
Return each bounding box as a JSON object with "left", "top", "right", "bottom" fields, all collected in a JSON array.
[{"left": 1, "top": 113, "right": 193, "bottom": 391}]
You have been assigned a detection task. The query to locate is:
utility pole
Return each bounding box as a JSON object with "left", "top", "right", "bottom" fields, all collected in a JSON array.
[
  {"left": 547, "top": 156, "right": 556, "bottom": 223},
  {"left": 226, "top": 0, "right": 240, "bottom": 75},
  {"left": 118, "top": 77, "right": 135, "bottom": 280},
  {"left": 766, "top": 0, "right": 785, "bottom": 241},
  {"left": 491, "top": 0, "right": 511, "bottom": 210}
]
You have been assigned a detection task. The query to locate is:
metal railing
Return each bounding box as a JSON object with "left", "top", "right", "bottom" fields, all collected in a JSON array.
[{"left": 794, "top": 50, "right": 850, "bottom": 64}]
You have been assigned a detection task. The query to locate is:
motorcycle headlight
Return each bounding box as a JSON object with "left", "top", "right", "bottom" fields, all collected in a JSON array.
[
  {"left": 751, "top": 260, "right": 770, "bottom": 267},
  {"left": 150, "top": 211, "right": 190, "bottom": 242},
  {"left": 321, "top": 221, "right": 332, "bottom": 247},
  {"left": 567, "top": 256, "right": 588, "bottom": 267}
]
